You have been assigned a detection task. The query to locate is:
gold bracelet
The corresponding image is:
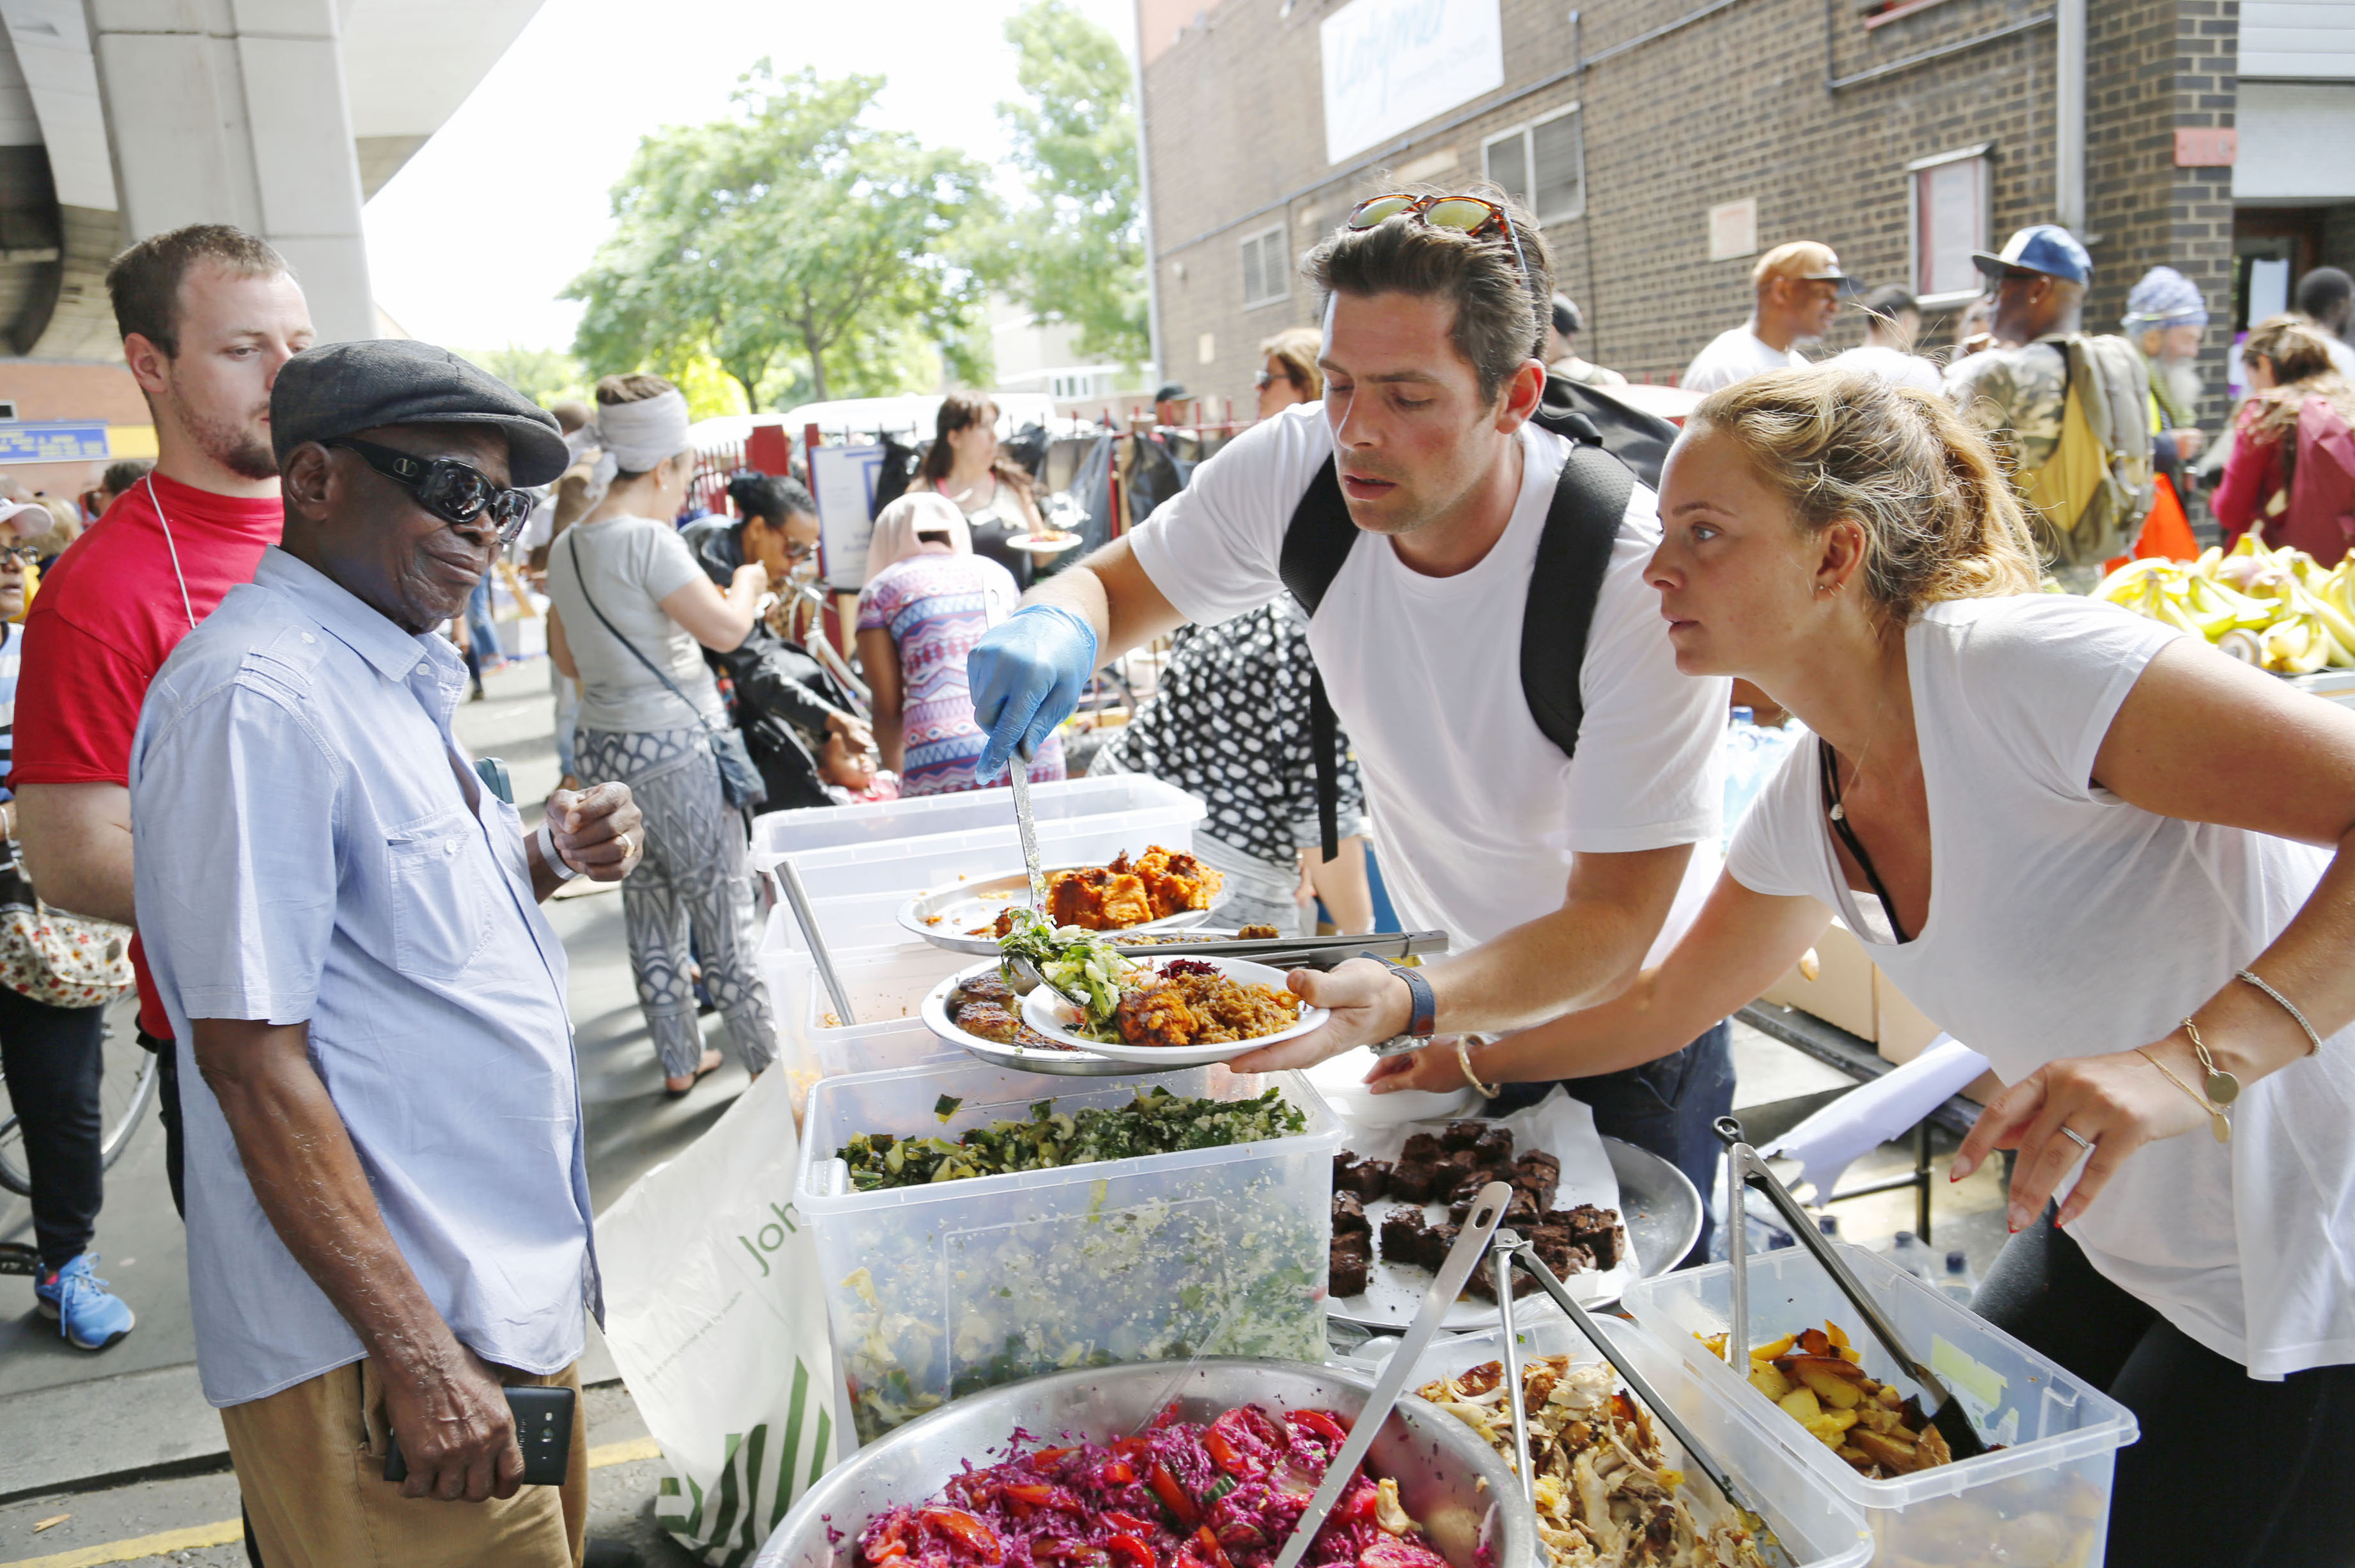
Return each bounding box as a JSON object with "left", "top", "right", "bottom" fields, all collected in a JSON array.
[
  {"left": 1457, "top": 1037, "right": 1499, "bottom": 1099},
  {"left": 2138, "top": 1043, "right": 2231, "bottom": 1145},
  {"left": 2180, "top": 1017, "right": 2241, "bottom": 1107}
]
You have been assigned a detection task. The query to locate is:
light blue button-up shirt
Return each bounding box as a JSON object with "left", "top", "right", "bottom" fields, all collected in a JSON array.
[{"left": 131, "top": 547, "right": 597, "bottom": 1409}]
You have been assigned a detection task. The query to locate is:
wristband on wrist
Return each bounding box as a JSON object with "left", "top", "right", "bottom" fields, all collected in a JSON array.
[
  {"left": 1363, "top": 954, "right": 1436, "bottom": 1058},
  {"left": 536, "top": 817, "right": 584, "bottom": 881}
]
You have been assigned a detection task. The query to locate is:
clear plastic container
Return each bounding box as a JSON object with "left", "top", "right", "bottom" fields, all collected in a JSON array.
[
  {"left": 759, "top": 886, "right": 927, "bottom": 959},
  {"left": 1365, "top": 1319, "right": 1872, "bottom": 1568},
  {"left": 797, "top": 1060, "right": 1345, "bottom": 1446},
  {"left": 753, "top": 776, "right": 1205, "bottom": 898},
  {"left": 799, "top": 945, "right": 969, "bottom": 1078},
  {"left": 1620, "top": 1242, "right": 2138, "bottom": 1567}
]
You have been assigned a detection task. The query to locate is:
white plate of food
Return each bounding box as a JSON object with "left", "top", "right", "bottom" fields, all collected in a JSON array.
[
  {"left": 1017, "top": 953, "right": 1327, "bottom": 1066},
  {"left": 917, "top": 960, "right": 1133, "bottom": 1076},
  {"left": 1006, "top": 531, "right": 1082, "bottom": 553},
  {"left": 896, "top": 847, "right": 1223, "bottom": 954}
]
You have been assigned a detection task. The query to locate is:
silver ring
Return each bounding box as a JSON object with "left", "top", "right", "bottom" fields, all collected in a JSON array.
[{"left": 2060, "top": 1126, "right": 2095, "bottom": 1153}]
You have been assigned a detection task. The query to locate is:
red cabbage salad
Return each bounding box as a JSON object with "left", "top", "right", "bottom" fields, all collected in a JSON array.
[{"left": 856, "top": 1404, "right": 1458, "bottom": 1568}]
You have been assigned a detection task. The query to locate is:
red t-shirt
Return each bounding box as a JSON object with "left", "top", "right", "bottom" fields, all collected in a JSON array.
[{"left": 13, "top": 473, "right": 283, "bottom": 1036}]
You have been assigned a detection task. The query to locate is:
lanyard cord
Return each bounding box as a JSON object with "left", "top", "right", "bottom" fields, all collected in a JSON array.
[
  {"left": 1819, "top": 735, "right": 1911, "bottom": 945},
  {"left": 144, "top": 475, "right": 198, "bottom": 632}
]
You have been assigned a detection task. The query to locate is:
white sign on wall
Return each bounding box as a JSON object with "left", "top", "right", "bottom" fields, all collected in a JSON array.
[
  {"left": 1320, "top": 0, "right": 1505, "bottom": 166},
  {"left": 1707, "top": 198, "right": 1758, "bottom": 262}
]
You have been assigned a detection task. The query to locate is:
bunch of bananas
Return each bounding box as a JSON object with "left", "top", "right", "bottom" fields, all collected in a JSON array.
[{"left": 2092, "top": 535, "right": 2355, "bottom": 675}]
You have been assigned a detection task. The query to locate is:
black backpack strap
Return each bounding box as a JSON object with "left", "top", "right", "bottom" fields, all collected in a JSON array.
[
  {"left": 1281, "top": 457, "right": 1356, "bottom": 862},
  {"left": 1520, "top": 443, "right": 1634, "bottom": 760}
]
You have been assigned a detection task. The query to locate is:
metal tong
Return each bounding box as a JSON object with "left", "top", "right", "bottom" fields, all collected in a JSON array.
[
  {"left": 1489, "top": 1235, "right": 1804, "bottom": 1568},
  {"left": 773, "top": 856, "right": 856, "bottom": 1027},
  {"left": 1715, "top": 1115, "right": 1989, "bottom": 1461}
]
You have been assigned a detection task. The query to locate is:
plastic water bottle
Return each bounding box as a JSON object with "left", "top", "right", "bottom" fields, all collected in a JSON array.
[
  {"left": 1890, "top": 1230, "right": 1935, "bottom": 1281},
  {"left": 1936, "top": 1250, "right": 1979, "bottom": 1306}
]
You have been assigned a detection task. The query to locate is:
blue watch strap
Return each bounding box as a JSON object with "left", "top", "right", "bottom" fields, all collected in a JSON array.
[{"left": 1366, "top": 953, "right": 1436, "bottom": 1039}]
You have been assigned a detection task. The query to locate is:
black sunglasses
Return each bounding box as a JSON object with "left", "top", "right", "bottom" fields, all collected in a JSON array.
[{"left": 327, "top": 437, "right": 536, "bottom": 545}]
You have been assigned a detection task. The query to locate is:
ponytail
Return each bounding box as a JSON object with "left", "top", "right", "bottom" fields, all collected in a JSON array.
[{"left": 1691, "top": 368, "right": 2042, "bottom": 624}]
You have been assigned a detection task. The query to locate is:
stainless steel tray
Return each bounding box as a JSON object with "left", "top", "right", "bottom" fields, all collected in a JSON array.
[
  {"left": 749, "top": 1358, "right": 1535, "bottom": 1568},
  {"left": 919, "top": 960, "right": 1141, "bottom": 1078},
  {"left": 898, "top": 868, "right": 1215, "bottom": 954}
]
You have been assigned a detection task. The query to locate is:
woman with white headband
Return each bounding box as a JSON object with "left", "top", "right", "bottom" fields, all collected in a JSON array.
[
  {"left": 857, "top": 492, "right": 1065, "bottom": 795},
  {"left": 544, "top": 373, "right": 777, "bottom": 1097}
]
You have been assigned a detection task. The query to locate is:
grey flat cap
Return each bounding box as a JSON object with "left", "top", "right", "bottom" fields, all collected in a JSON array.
[{"left": 272, "top": 340, "right": 570, "bottom": 487}]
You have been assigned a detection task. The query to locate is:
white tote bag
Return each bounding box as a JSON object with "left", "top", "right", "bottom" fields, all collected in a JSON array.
[{"left": 597, "top": 1070, "right": 839, "bottom": 1566}]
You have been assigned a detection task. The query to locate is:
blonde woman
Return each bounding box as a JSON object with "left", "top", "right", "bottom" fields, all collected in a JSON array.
[
  {"left": 1255, "top": 327, "right": 1323, "bottom": 420},
  {"left": 1371, "top": 368, "right": 2355, "bottom": 1562}
]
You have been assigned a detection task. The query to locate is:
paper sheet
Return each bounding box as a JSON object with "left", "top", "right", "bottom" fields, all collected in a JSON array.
[{"left": 1328, "top": 1087, "right": 1628, "bottom": 1329}]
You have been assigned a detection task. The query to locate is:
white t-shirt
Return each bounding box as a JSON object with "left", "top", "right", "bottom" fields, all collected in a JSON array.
[
  {"left": 1822, "top": 345, "right": 1944, "bottom": 394},
  {"left": 1681, "top": 325, "right": 1809, "bottom": 394},
  {"left": 545, "top": 515, "right": 724, "bottom": 735},
  {"left": 1727, "top": 594, "right": 2355, "bottom": 1379},
  {"left": 1127, "top": 402, "right": 1726, "bottom": 953}
]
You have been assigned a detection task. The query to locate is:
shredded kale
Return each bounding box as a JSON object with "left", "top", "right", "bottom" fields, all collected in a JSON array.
[{"left": 838, "top": 1087, "right": 1309, "bottom": 1192}]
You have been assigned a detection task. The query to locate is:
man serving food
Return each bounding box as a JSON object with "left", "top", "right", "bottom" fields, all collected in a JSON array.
[{"left": 967, "top": 188, "right": 1732, "bottom": 1246}]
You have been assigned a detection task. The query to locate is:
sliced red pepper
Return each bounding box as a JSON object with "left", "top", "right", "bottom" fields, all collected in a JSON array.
[
  {"left": 1104, "top": 1512, "right": 1157, "bottom": 1539},
  {"left": 1107, "top": 1534, "right": 1157, "bottom": 1568},
  {"left": 921, "top": 1508, "right": 1006, "bottom": 1563},
  {"left": 1201, "top": 1430, "right": 1248, "bottom": 1476},
  {"left": 1111, "top": 1438, "right": 1151, "bottom": 1459},
  {"left": 1337, "top": 1482, "right": 1379, "bottom": 1524},
  {"left": 1293, "top": 1410, "right": 1350, "bottom": 1448},
  {"left": 1194, "top": 1526, "right": 1236, "bottom": 1568},
  {"left": 1029, "top": 1446, "right": 1076, "bottom": 1466},
  {"left": 1100, "top": 1460, "right": 1138, "bottom": 1485},
  {"left": 1148, "top": 1462, "right": 1200, "bottom": 1528},
  {"left": 1004, "top": 1483, "right": 1056, "bottom": 1505}
]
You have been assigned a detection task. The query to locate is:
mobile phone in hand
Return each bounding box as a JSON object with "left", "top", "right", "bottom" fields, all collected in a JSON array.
[{"left": 382, "top": 1383, "right": 575, "bottom": 1487}]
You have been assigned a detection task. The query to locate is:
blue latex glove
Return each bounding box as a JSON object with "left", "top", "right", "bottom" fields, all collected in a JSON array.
[{"left": 967, "top": 604, "right": 1098, "bottom": 781}]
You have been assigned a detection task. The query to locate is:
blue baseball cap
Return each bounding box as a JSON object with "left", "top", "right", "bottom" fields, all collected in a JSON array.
[{"left": 1972, "top": 224, "right": 2092, "bottom": 285}]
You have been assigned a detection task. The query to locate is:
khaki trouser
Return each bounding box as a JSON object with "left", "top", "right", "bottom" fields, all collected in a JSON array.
[{"left": 219, "top": 1357, "right": 588, "bottom": 1568}]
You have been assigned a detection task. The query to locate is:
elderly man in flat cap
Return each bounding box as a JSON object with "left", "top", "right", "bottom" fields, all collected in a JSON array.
[{"left": 129, "top": 340, "right": 644, "bottom": 1568}]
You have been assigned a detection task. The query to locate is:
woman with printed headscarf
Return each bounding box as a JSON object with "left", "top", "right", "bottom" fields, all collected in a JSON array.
[
  {"left": 856, "top": 493, "right": 1064, "bottom": 796},
  {"left": 544, "top": 373, "right": 776, "bottom": 1097}
]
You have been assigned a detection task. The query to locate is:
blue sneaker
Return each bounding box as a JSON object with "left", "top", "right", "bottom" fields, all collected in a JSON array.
[{"left": 35, "top": 1253, "right": 135, "bottom": 1351}]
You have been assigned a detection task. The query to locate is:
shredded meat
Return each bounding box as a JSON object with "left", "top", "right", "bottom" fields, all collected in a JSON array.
[{"left": 1113, "top": 970, "right": 1300, "bottom": 1047}]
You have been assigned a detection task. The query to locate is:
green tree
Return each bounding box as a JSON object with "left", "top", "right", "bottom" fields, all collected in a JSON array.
[
  {"left": 995, "top": 0, "right": 1147, "bottom": 367},
  {"left": 455, "top": 345, "right": 587, "bottom": 409},
  {"left": 567, "top": 64, "right": 996, "bottom": 407}
]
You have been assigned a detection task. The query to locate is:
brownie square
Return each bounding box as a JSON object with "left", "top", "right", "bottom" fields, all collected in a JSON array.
[
  {"left": 1333, "top": 1191, "right": 1370, "bottom": 1237},
  {"left": 1328, "top": 1243, "right": 1370, "bottom": 1298},
  {"left": 1531, "top": 1234, "right": 1596, "bottom": 1278},
  {"left": 1512, "top": 1170, "right": 1559, "bottom": 1212},
  {"left": 1379, "top": 1209, "right": 1430, "bottom": 1262},
  {"left": 1416, "top": 1223, "right": 1459, "bottom": 1271},
  {"left": 1387, "top": 1159, "right": 1444, "bottom": 1203},
  {"left": 1561, "top": 1205, "right": 1622, "bottom": 1271},
  {"left": 1332, "top": 1228, "right": 1372, "bottom": 1262},
  {"left": 1441, "top": 1120, "right": 1488, "bottom": 1152},
  {"left": 1471, "top": 1129, "right": 1515, "bottom": 1167},
  {"left": 1462, "top": 1262, "right": 1543, "bottom": 1301},
  {"left": 1333, "top": 1154, "right": 1391, "bottom": 1200},
  {"left": 1400, "top": 1132, "right": 1444, "bottom": 1164},
  {"left": 1515, "top": 1150, "right": 1561, "bottom": 1180}
]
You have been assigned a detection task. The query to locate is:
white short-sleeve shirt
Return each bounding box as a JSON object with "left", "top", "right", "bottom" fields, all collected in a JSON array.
[
  {"left": 1728, "top": 593, "right": 2355, "bottom": 1378},
  {"left": 1127, "top": 403, "right": 1726, "bottom": 952},
  {"left": 1680, "top": 326, "right": 1810, "bottom": 394}
]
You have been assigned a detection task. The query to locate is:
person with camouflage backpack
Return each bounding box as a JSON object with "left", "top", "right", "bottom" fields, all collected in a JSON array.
[{"left": 1944, "top": 226, "right": 2155, "bottom": 574}]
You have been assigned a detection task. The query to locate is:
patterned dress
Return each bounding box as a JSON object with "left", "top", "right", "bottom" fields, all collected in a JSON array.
[{"left": 858, "top": 552, "right": 1065, "bottom": 796}]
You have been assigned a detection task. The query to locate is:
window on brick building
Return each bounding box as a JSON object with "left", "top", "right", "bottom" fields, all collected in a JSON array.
[
  {"left": 1482, "top": 107, "right": 1585, "bottom": 225},
  {"left": 1907, "top": 145, "right": 1990, "bottom": 307},
  {"left": 1240, "top": 225, "right": 1290, "bottom": 310}
]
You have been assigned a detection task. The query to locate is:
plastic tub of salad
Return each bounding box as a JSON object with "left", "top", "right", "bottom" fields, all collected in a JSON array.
[{"left": 797, "top": 1059, "right": 1345, "bottom": 1445}]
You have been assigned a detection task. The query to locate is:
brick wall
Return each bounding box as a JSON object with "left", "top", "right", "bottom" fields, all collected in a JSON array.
[{"left": 1144, "top": 0, "right": 2239, "bottom": 407}]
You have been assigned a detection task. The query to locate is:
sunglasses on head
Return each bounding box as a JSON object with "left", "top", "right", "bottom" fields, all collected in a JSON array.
[
  {"left": 327, "top": 437, "right": 536, "bottom": 545},
  {"left": 1348, "top": 192, "right": 1534, "bottom": 283}
]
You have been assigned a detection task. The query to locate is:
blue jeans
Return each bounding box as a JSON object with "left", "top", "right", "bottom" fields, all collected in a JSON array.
[
  {"left": 465, "top": 572, "right": 502, "bottom": 668},
  {"left": 1490, "top": 1020, "right": 1735, "bottom": 1269}
]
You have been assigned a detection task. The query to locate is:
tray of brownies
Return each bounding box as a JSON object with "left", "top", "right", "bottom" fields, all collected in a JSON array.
[{"left": 1324, "top": 1089, "right": 1641, "bottom": 1330}]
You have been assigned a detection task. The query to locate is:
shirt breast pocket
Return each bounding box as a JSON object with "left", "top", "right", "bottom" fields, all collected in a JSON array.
[{"left": 386, "top": 810, "right": 495, "bottom": 982}]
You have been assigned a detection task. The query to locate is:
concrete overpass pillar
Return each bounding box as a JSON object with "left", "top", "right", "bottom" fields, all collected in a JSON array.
[{"left": 81, "top": 0, "right": 373, "bottom": 342}]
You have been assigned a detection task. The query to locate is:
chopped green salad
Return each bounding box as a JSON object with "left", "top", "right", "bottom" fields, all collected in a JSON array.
[
  {"left": 838, "top": 1086, "right": 1308, "bottom": 1191},
  {"left": 997, "top": 909, "right": 1136, "bottom": 1035}
]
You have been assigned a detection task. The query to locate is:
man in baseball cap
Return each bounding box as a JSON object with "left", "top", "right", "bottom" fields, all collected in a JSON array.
[
  {"left": 130, "top": 337, "right": 643, "bottom": 1566},
  {"left": 1682, "top": 239, "right": 1858, "bottom": 393}
]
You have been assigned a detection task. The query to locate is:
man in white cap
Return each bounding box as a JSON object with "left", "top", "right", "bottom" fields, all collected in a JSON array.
[{"left": 1680, "top": 240, "right": 1855, "bottom": 393}]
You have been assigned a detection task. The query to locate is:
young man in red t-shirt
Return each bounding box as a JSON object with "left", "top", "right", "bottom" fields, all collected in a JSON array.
[{"left": 11, "top": 224, "right": 311, "bottom": 1347}]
